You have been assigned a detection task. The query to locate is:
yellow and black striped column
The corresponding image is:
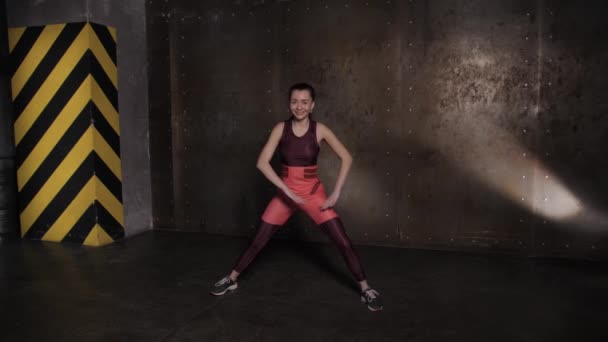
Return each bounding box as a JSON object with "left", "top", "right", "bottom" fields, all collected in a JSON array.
[{"left": 8, "top": 22, "right": 124, "bottom": 246}]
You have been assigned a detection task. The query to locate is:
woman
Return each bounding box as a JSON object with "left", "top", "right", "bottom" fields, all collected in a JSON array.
[{"left": 210, "top": 83, "right": 383, "bottom": 311}]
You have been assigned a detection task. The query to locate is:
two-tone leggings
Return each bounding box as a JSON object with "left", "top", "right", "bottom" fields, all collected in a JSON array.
[{"left": 233, "top": 165, "right": 366, "bottom": 282}]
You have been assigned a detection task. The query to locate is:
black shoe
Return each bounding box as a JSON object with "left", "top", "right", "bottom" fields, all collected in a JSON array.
[
  {"left": 210, "top": 276, "right": 238, "bottom": 296},
  {"left": 361, "top": 288, "right": 383, "bottom": 311}
]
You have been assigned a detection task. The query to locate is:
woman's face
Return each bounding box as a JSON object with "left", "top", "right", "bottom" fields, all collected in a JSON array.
[{"left": 289, "top": 89, "right": 315, "bottom": 121}]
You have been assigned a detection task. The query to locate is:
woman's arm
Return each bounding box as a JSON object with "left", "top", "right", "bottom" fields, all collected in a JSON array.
[
  {"left": 257, "top": 122, "right": 305, "bottom": 204},
  {"left": 318, "top": 123, "right": 353, "bottom": 209}
]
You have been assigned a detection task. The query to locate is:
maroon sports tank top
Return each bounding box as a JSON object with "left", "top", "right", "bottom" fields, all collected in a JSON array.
[{"left": 278, "top": 118, "right": 320, "bottom": 166}]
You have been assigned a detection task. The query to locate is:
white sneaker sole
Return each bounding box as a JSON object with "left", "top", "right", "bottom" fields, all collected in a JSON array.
[
  {"left": 361, "top": 296, "right": 383, "bottom": 311},
  {"left": 210, "top": 283, "right": 238, "bottom": 296}
]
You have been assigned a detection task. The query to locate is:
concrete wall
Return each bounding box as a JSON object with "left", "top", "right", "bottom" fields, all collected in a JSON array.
[
  {"left": 146, "top": 0, "right": 174, "bottom": 229},
  {"left": 5, "top": 0, "right": 87, "bottom": 25},
  {"left": 8, "top": 0, "right": 606, "bottom": 258},
  {"left": 5, "top": 0, "right": 152, "bottom": 237},
  {"left": 162, "top": 0, "right": 608, "bottom": 259}
]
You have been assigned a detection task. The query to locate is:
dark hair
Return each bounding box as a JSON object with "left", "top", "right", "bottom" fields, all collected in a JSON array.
[{"left": 288, "top": 82, "right": 316, "bottom": 101}]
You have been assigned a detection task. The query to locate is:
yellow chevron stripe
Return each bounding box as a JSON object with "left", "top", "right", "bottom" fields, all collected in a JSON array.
[
  {"left": 11, "top": 24, "right": 66, "bottom": 99},
  {"left": 84, "top": 224, "right": 114, "bottom": 246},
  {"left": 20, "top": 127, "right": 93, "bottom": 236},
  {"left": 108, "top": 26, "right": 117, "bottom": 42},
  {"left": 14, "top": 25, "right": 89, "bottom": 145},
  {"left": 17, "top": 76, "right": 92, "bottom": 190},
  {"left": 93, "top": 128, "right": 122, "bottom": 181},
  {"left": 8, "top": 27, "right": 27, "bottom": 53},
  {"left": 95, "top": 177, "right": 124, "bottom": 226},
  {"left": 87, "top": 23, "right": 118, "bottom": 88},
  {"left": 41, "top": 176, "right": 95, "bottom": 242},
  {"left": 91, "top": 78, "right": 119, "bottom": 134}
]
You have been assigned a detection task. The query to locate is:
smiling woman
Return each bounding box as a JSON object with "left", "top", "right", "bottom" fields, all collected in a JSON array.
[{"left": 209, "top": 82, "right": 383, "bottom": 312}]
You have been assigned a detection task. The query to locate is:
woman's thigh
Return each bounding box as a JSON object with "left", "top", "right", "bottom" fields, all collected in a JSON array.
[
  {"left": 261, "top": 194, "right": 296, "bottom": 225},
  {"left": 300, "top": 182, "right": 339, "bottom": 225}
]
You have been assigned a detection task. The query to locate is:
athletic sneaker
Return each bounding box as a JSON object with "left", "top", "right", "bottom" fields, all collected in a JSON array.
[
  {"left": 210, "top": 276, "right": 238, "bottom": 296},
  {"left": 361, "top": 288, "right": 383, "bottom": 311}
]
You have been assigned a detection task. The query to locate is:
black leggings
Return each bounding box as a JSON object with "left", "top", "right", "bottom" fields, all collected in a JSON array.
[{"left": 233, "top": 217, "right": 366, "bottom": 281}]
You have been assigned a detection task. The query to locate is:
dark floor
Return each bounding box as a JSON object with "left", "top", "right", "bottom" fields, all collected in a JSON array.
[{"left": 1, "top": 230, "right": 608, "bottom": 342}]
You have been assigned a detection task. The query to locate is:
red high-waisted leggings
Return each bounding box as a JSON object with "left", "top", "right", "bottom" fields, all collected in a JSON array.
[
  {"left": 233, "top": 165, "right": 366, "bottom": 281},
  {"left": 262, "top": 165, "right": 338, "bottom": 225}
]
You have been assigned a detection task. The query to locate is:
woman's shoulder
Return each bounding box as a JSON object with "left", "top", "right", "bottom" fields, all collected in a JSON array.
[
  {"left": 314, "top": 121, "right": 329, "bottom": 132},
  {"left": 270, "top": 121, "right": 286, "bottom": 135},
  {"left": 271, "top": 120, "right": 286, "bottom": 128},
  {"left": 313, "top": 121, "right": 331, "bottom": 140}
]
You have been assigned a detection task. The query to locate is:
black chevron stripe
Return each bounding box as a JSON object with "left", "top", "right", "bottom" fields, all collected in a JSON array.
[
  {"left": 23, "top": 152, "right": 95, "bottom": 239},
  {"left": 96, "top": 201, "right": 125, "bottom": 239},
  {"left": 61, "top": 203, "right": 96, "bottom": 243},
  {"left": 15, "top": 50, "right": 91, "bottom": 158},
  {"left": 18, "top": 102, "right": 92, "bottom": 213},
  {"left": 9, "top": 26, "right": 44, "bottom": 77},
  {"left": 93, "top": 152, "right": 123, "bottom": 203},
  {"left": 91, "top": 102, "right": 120, "bottom": 156},
  {"left": 14, "top": 48, "right": 91, "bottom": 121},
  {"left": 12, "top": 23, "right": 86, "bottom": 116},
  {"left": 90, "top": 23, "right": 117, "bottom": 65},
  {"left": 90, "top": 52, "right": 118, "bottom": 111}
]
